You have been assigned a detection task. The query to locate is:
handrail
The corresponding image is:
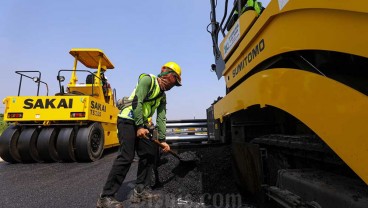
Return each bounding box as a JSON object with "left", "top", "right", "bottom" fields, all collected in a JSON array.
[
  {"left": 165, "top": 119, "right": 209, "bottom": 143},
  {"left": 15, "top": 71, "right": 49, "bottom": 96}
]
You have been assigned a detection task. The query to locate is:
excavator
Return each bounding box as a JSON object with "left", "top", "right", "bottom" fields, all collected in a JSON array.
[{"left": 207, "top": 0, "right": 368, "bottom": 207}]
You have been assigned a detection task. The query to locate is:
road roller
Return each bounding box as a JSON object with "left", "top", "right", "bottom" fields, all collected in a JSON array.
[{"left": 0, "top": 48, "right": 119, "bottom": 163}]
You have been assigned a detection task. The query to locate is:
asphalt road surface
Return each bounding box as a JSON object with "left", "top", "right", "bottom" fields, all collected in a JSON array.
[
  {"left": 0, "top": 145, "right": 254, "bottom": 208},
  {"left": 0, "top": 148, "right": 137, "bottom": 208}
]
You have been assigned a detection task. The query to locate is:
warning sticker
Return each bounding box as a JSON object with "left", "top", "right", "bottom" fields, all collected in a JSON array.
[
  {"left": 223, "top": 21, "right": 240, "bottom": 57},
  {"left": 278, "top": 0, "right": 289, "bottom": 11}
]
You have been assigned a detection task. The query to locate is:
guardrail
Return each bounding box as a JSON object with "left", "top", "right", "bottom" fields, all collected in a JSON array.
[{"left": 165, "top": 119, "right": 208, "bottom": 143}]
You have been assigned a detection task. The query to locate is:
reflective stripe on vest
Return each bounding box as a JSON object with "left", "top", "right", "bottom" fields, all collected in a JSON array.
[{"left": 118, "top": 74, "right": 162, "bottom": 121}]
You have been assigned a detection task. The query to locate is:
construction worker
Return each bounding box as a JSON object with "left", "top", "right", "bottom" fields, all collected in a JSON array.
[
  {"left": 227, "top": 0, "right": 265, "bottom": 31},
  {"left": 237, "top": 0, "right": 264, "bottom": 16},
  {"left": 86, "top": 69, "right": 110, "bottom": 101},
  {"left": 100, "top": 73, "right": 111, "bottom": 102},
  {"left": 97, "top": 62, "right": 182, "bottom": 208}
]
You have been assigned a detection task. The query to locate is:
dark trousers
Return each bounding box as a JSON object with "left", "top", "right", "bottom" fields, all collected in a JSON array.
[{"left": 101, "top": 118, "right": 156, "bottom": 197}]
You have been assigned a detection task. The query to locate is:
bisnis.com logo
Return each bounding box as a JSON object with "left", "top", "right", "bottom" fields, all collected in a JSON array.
[{"left": 128, "top": 192, "right": 250, "bottom": 208}]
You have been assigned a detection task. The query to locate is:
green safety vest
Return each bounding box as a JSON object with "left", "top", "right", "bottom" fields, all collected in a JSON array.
[
  {"left": 118, "top": 74, "right": 163, "bottom": 121},
  {"left": 234, "top": 0, "right": 263, "bottom": 16}
]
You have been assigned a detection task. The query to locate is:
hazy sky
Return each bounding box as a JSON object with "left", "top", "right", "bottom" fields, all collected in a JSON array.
[{"left": 0, "top": 0, "right": 270, "bottom": 120}]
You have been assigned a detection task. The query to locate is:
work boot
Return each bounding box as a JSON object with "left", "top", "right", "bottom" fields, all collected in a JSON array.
[
  {"left": 96, "top": 195, "right": 124, "bottom": 208},
  {"left": 130, "top": 187, "right": 160, "bottom": 203}
]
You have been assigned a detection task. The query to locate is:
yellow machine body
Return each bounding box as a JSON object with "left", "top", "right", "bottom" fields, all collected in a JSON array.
[
  {"left": 3, "top": 95, "right": 118, "bottom": 147},
  {"left": 220, "top": 0, "right": 368, "bottom": 88},
  {"left": 1, "top": 48, "right": 119, "bottom": 162},
  {"left": 212, "top": 0, "right": 368, "bottom": 186}
]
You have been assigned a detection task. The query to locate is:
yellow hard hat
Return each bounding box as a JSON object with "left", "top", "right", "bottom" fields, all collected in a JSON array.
[{"left": 162, "top": 61, "right": 182, "bottom": 86}]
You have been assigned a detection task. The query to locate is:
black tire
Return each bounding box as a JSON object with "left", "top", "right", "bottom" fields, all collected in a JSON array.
[
  {"left": 18, "top": 128, "right": 42, "bottom": 163},
  {"left": 56, "top": 127, "right": 76, "bottom": 162},
  {"left": 0, "top": 125, "right": 21, "bottom": 163},
  {"left": 37, "top": 128, "right": 59, "bottom": 162},
  {"left": 75, "top": 122, "right": 104, "bottom": 162}
]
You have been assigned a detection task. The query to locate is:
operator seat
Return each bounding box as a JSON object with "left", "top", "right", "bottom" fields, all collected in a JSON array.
[{"left": 86, "top": 74, "right": 94, "bottom": 84}]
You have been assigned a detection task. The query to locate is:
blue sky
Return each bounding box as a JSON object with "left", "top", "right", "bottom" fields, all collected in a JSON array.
[{"left": 0, "top": 0, "right": 270, "bottom": 120}]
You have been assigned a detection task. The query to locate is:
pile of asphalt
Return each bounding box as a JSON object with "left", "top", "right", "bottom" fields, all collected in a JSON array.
[
  {"left": 198, "top": 145, "right": 240, "bottom": 201},
  {"left": 150, "top": 145, "right": 253, "bottom": 207},
  {"left": 152, "top": 150, "right": 202, "bottom": 202}
]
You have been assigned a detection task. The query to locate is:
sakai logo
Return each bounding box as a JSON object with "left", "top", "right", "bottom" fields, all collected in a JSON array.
[
  {"left": 23, "top": 98, "right": 73, "bottom": 109},
  {"left": 232, "top": 39, "right": 265, "bottom": 78},
  {"left": 90, "top": 101, "right": 106, "bottom": 117},
  {"left": 90, "top": 101, "right": 106, "bottom": 112}
]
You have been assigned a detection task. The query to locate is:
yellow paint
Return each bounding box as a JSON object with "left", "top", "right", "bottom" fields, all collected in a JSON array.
[
  {"left": 221, "top": 0, "right": 368, "bottom": 88},
  {"left": 219, "top": 11, "right": 258, "bottom": 60},
  {"left": 214, "top": 68, "right": 368, "bottom": 184},
  {"left": 214, "top": 0, "right": 368, "bottom": 184},
  {"left": 3, "top": 48, "right": 119, "bottom": 149},
  {"left": 69, "top": 48, "right": 114, "bottom": 69}
]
